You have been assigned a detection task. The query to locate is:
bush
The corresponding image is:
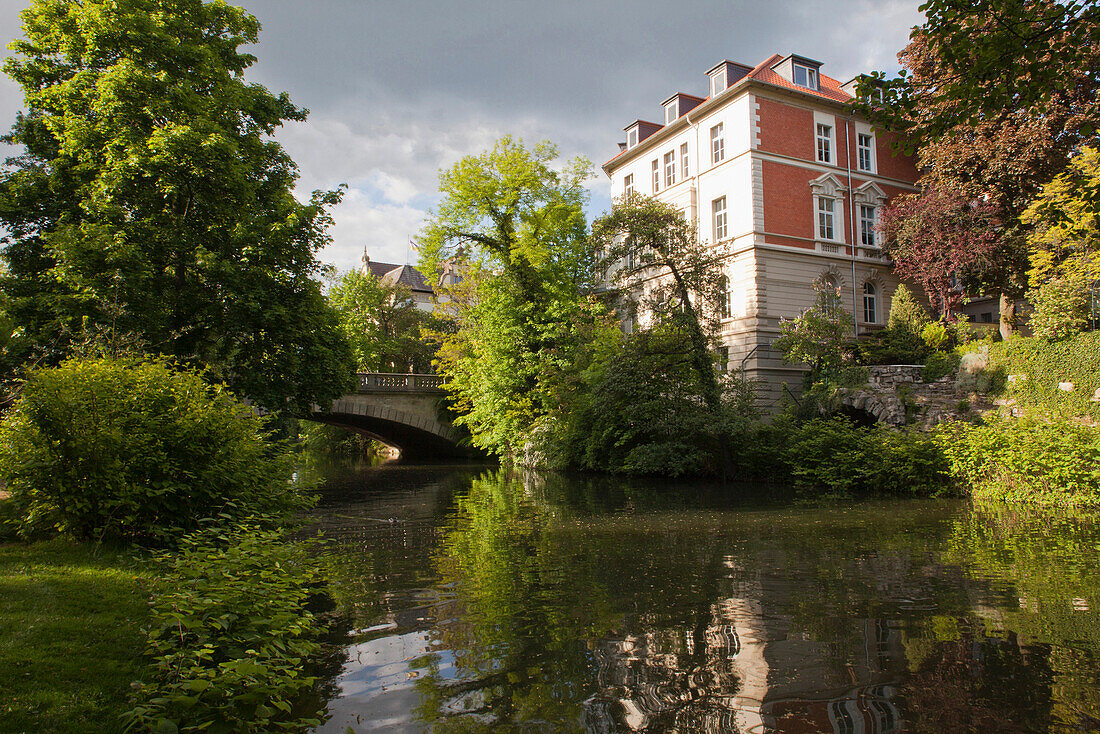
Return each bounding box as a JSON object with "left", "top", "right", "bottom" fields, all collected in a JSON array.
[
  {"left": 1028, "top": 277, "right": 1090, "bottom": 342},
  {"left": 126, "top": 526, "right": 337, "bottom": 733},
  {"left": 939, "top": 417, "right": 1100, "bottom": 508},
  {"left": 967, "top": 331, "right": 1100, "bottom": 418},
  {"left": 780, "top": 418, "right": 952, "bottom": 497},
  {"left": 922, "top": 351, "right": 960, "bottom": 382},
  {"left": 0, "top": 356, "right": 307, "bottom": 543}
]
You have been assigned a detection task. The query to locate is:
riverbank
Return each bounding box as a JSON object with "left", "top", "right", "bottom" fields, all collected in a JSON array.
[{"left": 0, "top": 539, "right": 153, "bottom": 734}]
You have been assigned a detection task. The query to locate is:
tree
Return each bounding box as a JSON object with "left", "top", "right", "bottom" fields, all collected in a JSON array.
[
  {"left": 327, "top": 269, "right": 439, "bottom": 373},
  {"left": 416, "top": 137, "right": 602, "bottom": 458},
  {"left": 590, "top": 193, "right": 727, "bottom": 416},
  {"left": 1022, "top": 145, "right": 1100, "bottom": 338},
  {"left": 0, "top": 0, "right": 354, "bottom": 413},
  {"left": 774, "top": 275, "right": 854, "bottom": 384},
  {"left": 879, "top": 187, "right": 1001, "bottom": 318},
  {"left": 852, "top": 0, "right": 1100, "bottom": 337}
]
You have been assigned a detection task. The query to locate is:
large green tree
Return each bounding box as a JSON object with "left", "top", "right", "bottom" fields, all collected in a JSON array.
[
  {"left": 0, "top": 0, "right": 354, "bottom": 412},
  {"left": 416, "top": 137, "right": 603, "bottom": 458},
  {"left": 854, "top": 0, "right": 1100, "bottom": 336}
]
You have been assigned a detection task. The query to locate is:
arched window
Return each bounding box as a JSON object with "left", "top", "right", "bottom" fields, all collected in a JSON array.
[
  {"left": 863, "top": 282, "right": 878, "bottom": 324},
  {"left": 718, "top": 275, "right": 732, "bottom": 319}
]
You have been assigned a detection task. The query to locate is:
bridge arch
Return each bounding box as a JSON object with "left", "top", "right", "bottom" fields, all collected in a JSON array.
[{"left": 309, "top": 374, "right": 476, "bottom": 460}]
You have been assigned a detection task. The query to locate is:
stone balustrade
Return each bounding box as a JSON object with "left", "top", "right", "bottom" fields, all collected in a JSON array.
[{"left": 357, "top": 373, "right": 445, "bottom": 393}]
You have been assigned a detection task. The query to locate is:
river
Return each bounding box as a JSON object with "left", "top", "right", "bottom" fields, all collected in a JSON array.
[{"left": 305, "top": 460, "right": 1100, "bottom": 733}]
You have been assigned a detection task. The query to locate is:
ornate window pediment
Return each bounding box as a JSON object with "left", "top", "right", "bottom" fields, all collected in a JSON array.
[
  {"left": 853, "top": 181, "right": 887, "bottom": 206},
  {"left": 809, "top": 172, "right": 848, "bottom": 198}
]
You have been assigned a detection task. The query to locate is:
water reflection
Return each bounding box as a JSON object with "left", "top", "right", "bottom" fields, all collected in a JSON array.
[{"left": 310, "top": 466, "right": 1100, "bottom": 733}]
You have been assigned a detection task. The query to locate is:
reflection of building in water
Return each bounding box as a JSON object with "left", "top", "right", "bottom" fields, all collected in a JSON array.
[{"left": 585, "top": 559, "right": 905, "bottom": 733}]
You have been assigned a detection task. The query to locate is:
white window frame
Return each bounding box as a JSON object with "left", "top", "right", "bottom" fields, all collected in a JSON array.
[
  {"left": 680, "top": 142, "right": 689, "bottom": 179},
  {"left": 711, "top": 123, "right": 725, "bottom": 165},
  {"left": 817, "top": 196, "right": 836, "bottom": 241},
  {"left": 794, "top": 63, "right": 818, "bottom": 90},
  {"left": 863, "top": 282, "right": 878, "bottom": 324},
  {"left": 719, "top": 274, "right": 732, "bottom": 319},
  {"left": 663, "top": 151, "right": 676, "bottom": 188},
  {"left": 627, "top": 128, "right": 638, "bottom": 149},
  {"left": 665, "top": 100, "right": 678, "bottom": 125},
  {"left": 857, "top": 132, "right": 875, "bottom": 172},
  {"left": 712, "top": 196, "right": 728, "bottom": 241},
  {"left": 623, "top": 173, "right": 633, "bottom": 197},
  {"left": 816, "top": 123, "right": 832, "bottom": 164},
  {"left": 651, "top": 159, "right": 659, "bottom": 193},
  {"left": 860, "top": 204, "right": 877, "bottom": 247},
  {"left": 710, "top": 68, "right": 727, "bottom": 98}
]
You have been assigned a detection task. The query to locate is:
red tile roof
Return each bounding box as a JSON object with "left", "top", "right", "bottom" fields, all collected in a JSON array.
[
  {"left": 605, "top": 53, "right": 855, "bottom": 167},
  {"left": 746, "top": 53, "right": 852, "bottom": 103}
]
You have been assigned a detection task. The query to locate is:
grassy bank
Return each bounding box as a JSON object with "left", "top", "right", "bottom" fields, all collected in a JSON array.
[{"left": 0, "top": 539, "right": 153, "bottom": 734}]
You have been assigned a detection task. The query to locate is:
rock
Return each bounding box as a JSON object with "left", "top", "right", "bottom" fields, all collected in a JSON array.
[{"left": 1059, "top": 381, "right": 1075, "bottom": 392}]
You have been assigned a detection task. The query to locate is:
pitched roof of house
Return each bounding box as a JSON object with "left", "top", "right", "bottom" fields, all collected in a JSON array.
[
  {"left": 378, "top": 263, "right": 433, "bottom": 293},
  {"left": 746, "top": 53, "right": 851, "bottom": 104},
  {"left": 604, "top": 52, "right": 855, "bottom": 167}
]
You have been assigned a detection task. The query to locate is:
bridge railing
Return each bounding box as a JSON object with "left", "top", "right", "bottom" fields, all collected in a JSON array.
[{"left": 357, "top": 373, "right": 445, "bottom": 392}]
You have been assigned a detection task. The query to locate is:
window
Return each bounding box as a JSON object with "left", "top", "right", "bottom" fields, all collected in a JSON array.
[
  {"left": 822, "top": 275, "right": 841, "bottom": 317},
  {"left": 623, "top": 174, "right": 633, "bottom": 197},
  {"left": 664, "top": 150, "right": 676, "bottom": 187},
  {"left": 793, "top": 63, "right": 818, "bottom": 90},
  {"left": 626, "top": 247, "right": 636, "bottom": 271},
  {"left": 716, "top": 345, "right": 729, "bottom": 372},
  {"left": 680, "top": 143, "right": 689, "bottom": 179},
  {"left": 863, "top": 282, "right": 877, "bottom": 324},
  {"left": 719, "top": 275, "right": 732, "bottom": 319},
  {"left": 712, "top": 196, "right": 728, "bottom": 241},
  {"left": 711, "top": 123, "right": 725, "bottom": 164},
  {"left": 860, "top": 204, "right": 877, "bottom": 246},
  {"left": 817, "top": 197, "right": 835, "bottom": 240},
  {"left": 816, "top": 123, "right": 832, "bottom": 163},
  {"left": 857, "top": 133, "right": 874, "bottom": 171},
  {"left": 651, "top": 159, "right": 659, "bottom": 193},
  {"left": 627, "top": 128, "right": 638, "bottom": 149},
  {"left": 710, "top": 68, "right": 726, "bottom": 97},
  {"left": 665, "top": 101, "right": 678, "bottom": 125}
]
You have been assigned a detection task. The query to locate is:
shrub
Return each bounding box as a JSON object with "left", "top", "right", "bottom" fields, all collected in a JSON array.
[
  {"left": 1028, "top": 277, "right": 1089, "bottom": 342},
  {"left": 780, "top": 418, "right": 952, "bottom": 497},
  {"left": 126, "top": 526, "right": 337, "bottom": 733},
  {"left": 888, "top": 284, "right": 931, "bottom": 334},
  {"left": 922, "top": 351, "right": 960, "bottom": 382},
  {"left": 939, "top": 417, "right": 1100, "bottom": 508},
  {"left": 0, "top": 356, "right": 307, "bottom": 543}
]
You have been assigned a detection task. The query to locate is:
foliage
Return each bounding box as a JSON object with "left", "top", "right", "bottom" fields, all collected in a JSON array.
[
  {"left": 781, "top": 418, "right": 953, "bottom": 497},
  {"left": 921, "top": 320, "right": 949, "bottom": 350},
  {"left": 879, "top": 187, "right": 1000, "bottom": 317},
  {"left": 537, "top": 326, "right": 755, "bottom": 477},
  {"left": 416, "top": 137, "right": 602, "bottom": 458},
  {"left": 591, "top": 193, "right": 729, "bottom": 416},
  {"left": 965, "top": 331, "right": 1100, "bottom": 418},
  {"left": 0, "top": 0, "right": 354, "bottom": 412},
  {"left": 327, "top": 269, "right": 440, "bottom": 372},
  {"left": 126, "top": 526, "right": 336, "bottom": 733},
  {"left": 1022, "top": 146, "right": 1100, "bottom": 340},
  {"left": 852, "top": 2, "right": 1100, "bottom": 329},
  {"left": 1028, "top": 277, "right": 1090, "bottom": 341},
  {"left": 0, "top": 539, "right": 153, "bottom": 733},
  {"left": 888, "top": 284, "right": 931, "bottom": 333},
  {"left": 939, "top": 416, "right": 1100, "bottom": 508},
  {"left": 0, "top": 356, "right": 306, "bottom": 543},
  {"left": 922, "top": 350, "right": 960, "bottom": 382},
  {"left": 774, "top": 275, "right": 853, "bottom": 382},
  {"left": 298, "top": 421, "right": 385, "bottom": 461}
]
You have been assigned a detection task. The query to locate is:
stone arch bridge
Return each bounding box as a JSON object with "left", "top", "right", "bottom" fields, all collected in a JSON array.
[{"left": 310, "top": 373, "right": 475, "bottom": 460}]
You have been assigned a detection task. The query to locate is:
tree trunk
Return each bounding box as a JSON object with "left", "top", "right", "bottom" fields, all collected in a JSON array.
[{"left": 999, "top": 293, "right": 1016, "bottom": 340}]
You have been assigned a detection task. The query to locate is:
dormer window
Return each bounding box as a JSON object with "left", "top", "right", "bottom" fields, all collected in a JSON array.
[
  {"left": 664, "top": 100, "right": 678, "bottom": 125},
  {"left": 710, "top": 68, "right": 726, "bottom": 97},
  {"left": 627, "top": 128, "right": 638, "bottom": 149},
  {"left": 794, "top": 63, "right": 818, "bottom": 90}
]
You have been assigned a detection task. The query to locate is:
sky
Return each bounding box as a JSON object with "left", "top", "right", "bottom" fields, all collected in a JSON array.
[{"left": 0, "top": 0, "right": 923, "bottom": 273}]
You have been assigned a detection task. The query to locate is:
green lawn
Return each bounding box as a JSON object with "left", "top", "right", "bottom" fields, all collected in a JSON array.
[{"left": 0, "top": 537, "right": 152, "bottom": 734}]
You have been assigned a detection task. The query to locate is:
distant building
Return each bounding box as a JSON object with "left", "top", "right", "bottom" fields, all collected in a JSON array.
[
  {"left": 360, "top": 249, "right": 435, "bottom": 312},
  {"left": 603, "top": 53, "right": 922, "bottom": 406}
]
